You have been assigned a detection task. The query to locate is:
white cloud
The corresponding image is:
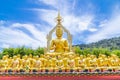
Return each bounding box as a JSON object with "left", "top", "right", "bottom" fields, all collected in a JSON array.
[
  {"left": 12, "top": 23, "right": 46, "bottom": 42},
  {"left": 99, "top": 19, "right": 108, "bottom": 28},
  {"left": 0, "top": 20, "right": 6, "bottom": 25},
  {"left": 88, "top": 28, "right": 97, "bottom": 32},
  {"left": 62, "top": 15, "right": 94, "bottom": 35},
  {"left": 33, "top": 9, "right": 94, "bottom": 36},
  {"left": 38, "top": 0, "right": 59, "bottom": 8},
  {"left": 1, "top": 44, "right": 10, "bottom": 48},
  {"left": 0, "top": 22, "right": 47, "bottom": 49},
  {"left": 38, "top": 0, "right": 73, "bottom": 13},
  {"left": 37, "top": 9, "right": 57, "bottom": 27},
  {"left": 86, "top": 12, "right": 120, "bottom": 43}
]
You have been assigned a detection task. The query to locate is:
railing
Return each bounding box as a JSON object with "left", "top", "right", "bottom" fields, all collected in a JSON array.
[{"left": 0, "top": 70, "right": 120, "bottom": 75}]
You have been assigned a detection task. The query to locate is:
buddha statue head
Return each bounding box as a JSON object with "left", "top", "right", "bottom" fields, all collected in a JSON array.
[
  {"left": 80, "top": 55, "right": 84, "bottom": 59},
  {"left": 40, "top": 54, "right": 44, "bottom": 58},
  {"left": 2, "top": 56, "right": 7, "bottom": 60},
  {"left": 56, "top": 25, "right": 63, "bottom": 38},
  {"left": 13, "top": 56, "right": 17, "bottom": 59},
  {"left": 6, "top": 55, "right": 9, "bottom": 59},
  {"left": 35, "top": 56, "right": 39, "bottom": 60},
  {"left": 29, "top": 54, "right": 32, "bottom": 58},
  {"left": 23, "top": 55, "right": 28, "bottom": 60},
  {"left": 17, "top": 54, "right": 20, "bottom": 59}
]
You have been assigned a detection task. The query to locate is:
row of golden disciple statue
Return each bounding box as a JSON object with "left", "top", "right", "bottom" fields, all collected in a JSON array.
[
  {"left": 0, "top": 13, "right": 120, "bottom": 72},
  {"left": 0, "top": 53, "right": 120, "bottom": 72}
]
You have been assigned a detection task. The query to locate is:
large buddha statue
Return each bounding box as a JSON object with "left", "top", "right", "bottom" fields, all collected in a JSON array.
[
  {"left": 47, "top": 12, "right": 72, "bottom": 54},
  {"left": 50, "top": 25, "right": 69, "bottom": 52}
]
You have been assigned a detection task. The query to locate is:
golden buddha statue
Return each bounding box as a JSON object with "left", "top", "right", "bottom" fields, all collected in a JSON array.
[
  {"left": 39, "top": 54, "right": 47, "bottom": 71},
  {"left": 63, "top": 54, "right": 69, "bottom": 69},
  {"left": 79, "top": 55, "right": 85, "bottom": 67},
  {"left": 89, "top": 55, "right": 97, "bottom": 67},
  {"left": 84, "top": 56, "right": 91, "bottom": 68},
  {"left": 109, "top": 54, "right": 120, "bottom": 71},
  {"left": 20, "top": 55, "right": 30, "bottom": 71},
  {"left": 34, "top": 56, "right": 41, "bottom": 70},
  {"left": 50, "top": 57, "right": 57, "bottom": 69},
  {"left": 50, "top": 24, "right": 69, "bottom": 53},
  {"left": 12, "top": 56, "right": 20, "bottom": 70},
  {"left": 6, "top": 57, "right": 12, "bottom": 70},
  {"left": 27, "top": 54, "right": 33, "bottom": 70},
  {"left": 56, "top": 55, "right": 64, "bottom": 69},
  {"left": 1, "top": 56, "right": 9, "bottom": 71},
  {"left": 74, "top": 54, "right": 80, "bottom": 68},
  {"left": 68, "top": 54, "right": 75, "bottom": 70},
  {"left": 45, "top": 12, "right": 73, "bottom": 54}
]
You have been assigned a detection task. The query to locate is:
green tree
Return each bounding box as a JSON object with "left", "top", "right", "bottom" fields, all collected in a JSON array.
[
  {"left": 74, "top": 46, "right": 82, "bottom": 55},
  {"left": 2, "top": 48, "right": 14, "bottom": 57},
  {"left": 34, "top": 47, "right": 44, "bottom": 56},
  {"left": 112, "top": 50, "right": 120, "bottom": 58}
]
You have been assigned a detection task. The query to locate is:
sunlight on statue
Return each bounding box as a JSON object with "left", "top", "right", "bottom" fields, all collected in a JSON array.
[
  {"left": 46, "top": 12, "right": 73, "bottom": 54},
  {"left": 50, "top": 25, "right": 69, "bottom": 52}
]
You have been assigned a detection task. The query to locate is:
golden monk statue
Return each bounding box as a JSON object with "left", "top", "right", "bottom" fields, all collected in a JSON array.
[
  {"left": 0, "top": 56, "right": 8, "bottom": 71},
  {"left": 50, "top": 26, "right": 69, "bottom": 52},
  {"left": 49, "top": 13, "right": 69, "bottom": 53}
]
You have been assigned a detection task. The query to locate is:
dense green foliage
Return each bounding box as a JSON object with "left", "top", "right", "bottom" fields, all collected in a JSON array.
[
  {"left": 0, "top": 46, "right": 44, "bottom": 59},
  {"left": 74, "top": 46, "right": 120, "bottom": 58},
  {"left": 77, "top": 37, "right": 120, "bottom": 50}
]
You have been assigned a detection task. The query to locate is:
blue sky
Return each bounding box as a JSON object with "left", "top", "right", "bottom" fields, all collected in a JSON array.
[{"left": 0, "top": 0, "right": 120, "bottom": 49}]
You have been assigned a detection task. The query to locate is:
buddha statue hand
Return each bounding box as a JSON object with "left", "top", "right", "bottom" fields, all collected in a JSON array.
[
  {"left": 63, "top": 47, "right": 69, "bottom": 51},
  {"left": 50, "top": 46, "right": 56, "bottom": 50}
]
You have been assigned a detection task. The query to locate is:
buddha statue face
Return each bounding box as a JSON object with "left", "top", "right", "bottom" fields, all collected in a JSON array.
[
  {"left": 23, "top": 55, "right": 27, "bottom": 60},
  {"left": 69, "top": 54, "right": 73, "bottom": 59},
  {"left": 17, "top": 54, "right": 20, "bottom": 58},
  {"left": 87, "top": 54, "right": 90, "bottom": 57},
  {"left": 57, "top": 55, "right": 62, "bottom": 60},
  {"left": 56, "top": 25, "right": 63, "bottom": 38},
  {"left": 13, "top": 56, "right": 17, "bottom": 59},
  {"left": 29, "top": 54, "right": 32, "bottom": 58},
  {"left": 80, "top": 55, "right": 83, "bottom": 59},
  {"left": 35, "top": 56, "right": 39, "bottom": 60},
  {"left": 2, "top": 56, "right": 7, "bottom": 60},
  {"left": 6, "top": 55, "right": 9, "bottom": 58}
]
